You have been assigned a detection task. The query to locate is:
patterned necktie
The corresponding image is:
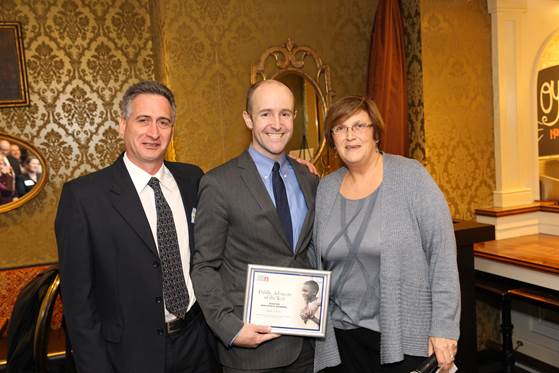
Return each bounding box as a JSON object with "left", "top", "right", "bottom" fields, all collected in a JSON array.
[
  {"left": 272, "top": 162, "right": 293, "bottom": 250},
  {"left": 147, "top": 177, "right": 189, "bottom": 319}
]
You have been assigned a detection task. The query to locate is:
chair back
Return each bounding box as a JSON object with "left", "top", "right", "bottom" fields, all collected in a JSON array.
[
  {"left": 32, "top": 273, "right": 61, "bottom": 373},
  {"left": 6, "top": 266, "right": 59, "bottom": 373}
]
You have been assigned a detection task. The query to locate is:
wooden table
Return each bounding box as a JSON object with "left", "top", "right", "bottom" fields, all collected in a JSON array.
[
  {"left": 474, "top": 233, "right": 559, "bottom": 371},
  {"left": 475, "top": 234, "right": 559, "bottom": 290}
]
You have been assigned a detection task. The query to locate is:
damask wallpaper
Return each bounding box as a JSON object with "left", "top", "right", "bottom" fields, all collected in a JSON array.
[
  {"left": 0, "top": 0, "right": 155, "bottom": 267},
  {"left": 420, "top": 0, "right": 498, "bottom": 348},
  {"left": 420, "top": 0, "right": 495, "bottom": 220},
  {"left": 0, "top": 0, "right": 376, "bottom": 267},
  {"left": 401, "top": 0, "right": 426, "bottom": 164},
  {"left": 154, "top": 0, "right": 377, "bottom": 171},
  {"left": 0, "top": 0, "right": 494, "bottom": 267}
]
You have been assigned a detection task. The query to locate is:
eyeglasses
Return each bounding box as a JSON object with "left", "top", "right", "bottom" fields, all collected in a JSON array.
[{"left": 331, "top": 123, "right": 373, "bottom": 136}]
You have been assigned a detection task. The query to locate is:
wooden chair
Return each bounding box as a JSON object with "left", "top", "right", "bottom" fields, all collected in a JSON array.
[
  {"left": 7, "top": 268, "right": 71, "bottom": 373},
  {"left": 32, "top": 273, "right": 61, "bottom": 373}
]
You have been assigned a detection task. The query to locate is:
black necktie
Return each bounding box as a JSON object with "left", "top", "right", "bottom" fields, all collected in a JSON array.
[
  {"left": 272, "top": 162, "right": 293, "bottom": 250},
  {"left": 148, "top": 177, "right": 189, "bottom": 319}
]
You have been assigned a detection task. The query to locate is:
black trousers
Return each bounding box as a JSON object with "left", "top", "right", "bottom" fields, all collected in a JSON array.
[
  {"left": 322, "top": 328, "right": 425, "bottom": 373},
  {"left": 165, "top": 303, "right": 221, "bottom": 373},
  {"left": 222, "top": 338, "right": 314, "bottom": 373}
]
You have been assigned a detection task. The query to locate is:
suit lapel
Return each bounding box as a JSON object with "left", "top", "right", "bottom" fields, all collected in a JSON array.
[
  {"left": 109, "top": 157, "right": 158, "bottom": 258},
  {"left": 237, "top": 151, "right": 292, "bottom": 251},
  {"left": 291, "top": 160, "right": 315, "bottom": 253}
]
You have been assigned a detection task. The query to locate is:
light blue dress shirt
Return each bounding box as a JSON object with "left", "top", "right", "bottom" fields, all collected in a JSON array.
[{"left": 248, "top": 146, "right": 308, "bottom": 250}]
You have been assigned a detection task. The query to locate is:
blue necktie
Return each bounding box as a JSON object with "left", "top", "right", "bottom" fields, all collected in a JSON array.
[
  {"left": 148, "top": 177, "right": 189, "bottom": 319},
  {"left": 272, "top": 162, "right": 293, "bottom": 250}
]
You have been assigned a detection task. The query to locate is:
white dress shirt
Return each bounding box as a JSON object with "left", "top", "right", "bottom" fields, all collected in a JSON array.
[{"left": 123, "top": 153, "right": 195, "bottom": 322}]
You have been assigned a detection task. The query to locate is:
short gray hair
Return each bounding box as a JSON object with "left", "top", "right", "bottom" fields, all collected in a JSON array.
[{"left": 120, "top": 81, "right": 176, "bottom": 121}]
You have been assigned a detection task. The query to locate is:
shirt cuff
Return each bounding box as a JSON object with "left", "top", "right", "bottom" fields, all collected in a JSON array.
[{"left": 228, "top": 329, "right": 242, "bottom": 347}]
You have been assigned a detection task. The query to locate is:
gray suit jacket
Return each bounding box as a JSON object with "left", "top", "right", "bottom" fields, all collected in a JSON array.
[{"left": 191, "top": 151, "right": 318, "bottom": 370}]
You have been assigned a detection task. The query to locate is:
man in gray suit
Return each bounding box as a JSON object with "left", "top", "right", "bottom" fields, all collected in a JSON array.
[{"left": 191, "top": 79, "right": 318, "bottom": 372}]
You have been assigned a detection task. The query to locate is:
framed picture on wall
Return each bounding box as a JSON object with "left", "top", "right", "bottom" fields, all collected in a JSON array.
[{"left": 0, "top": 22, "right": 30, "bottom": 108}]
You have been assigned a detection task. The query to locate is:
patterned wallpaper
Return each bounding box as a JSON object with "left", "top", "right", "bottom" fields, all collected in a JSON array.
[
  {"left": 420, "top": 1, "right": 498, "bottom": 348},
  {"left": 155, "top": 0, "right": 377, "bottom": 171},
  {"left": 0, "top": 0, "right": 376, "bottom": 267},
  {"left": 420, "top": 0, "right": 495, "bottom": 220},
  {"left": 0, "top": 0, "right": 154, "bottom": 267},
  {"left": 0, "top": 0, "right": 494, "bottom": 264},
  {"left": 401, "top": 0, "right": 426, "bottom": 164}
]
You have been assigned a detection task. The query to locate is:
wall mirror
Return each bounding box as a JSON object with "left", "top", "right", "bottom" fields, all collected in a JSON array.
[
  {"left": 251, "top": 38, "right": 335, "bottom": 172},
  {"left": 0, "top": 133, "right": 48, "bottom": 213}
]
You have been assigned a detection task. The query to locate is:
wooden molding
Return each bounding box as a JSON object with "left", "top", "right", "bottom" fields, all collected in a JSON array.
[{"left": 475, "top": 201, "right": 559, "bottom": 217}]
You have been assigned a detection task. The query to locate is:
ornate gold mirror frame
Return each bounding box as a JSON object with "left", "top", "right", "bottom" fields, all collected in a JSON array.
[
  {"left": 0, "top": 133, "right": 48, "bottom": 213},
  {"left": 251, "top": 38, "right": 335, "bottom": 172}
]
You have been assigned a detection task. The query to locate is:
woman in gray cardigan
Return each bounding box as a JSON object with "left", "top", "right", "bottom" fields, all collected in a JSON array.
[{"left": 313, "top": 96, "right": 459, "bottom": 373}]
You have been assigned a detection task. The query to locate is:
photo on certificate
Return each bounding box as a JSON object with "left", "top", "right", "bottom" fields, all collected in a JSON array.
[{"left": 243, "top": 264, "right": 331, "bottom": 338}]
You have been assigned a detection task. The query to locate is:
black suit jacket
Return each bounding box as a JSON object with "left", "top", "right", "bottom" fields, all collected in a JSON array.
[
  {"left": 16, "top": 173, "right": 39, "bottom": 197},
  {"left": 55, "top": 156, "right": 203, "bottom": 373},
  {"left": 191, "top": 151, "right": 318, "bottom": 370},
  {"left": 6, "top": 155, "right": 21, "bottom": 176}
]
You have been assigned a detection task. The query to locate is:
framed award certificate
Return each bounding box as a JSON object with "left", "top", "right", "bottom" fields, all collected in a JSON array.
[{"left": 243, "top": 264, "right": 331, "bottom": 338}]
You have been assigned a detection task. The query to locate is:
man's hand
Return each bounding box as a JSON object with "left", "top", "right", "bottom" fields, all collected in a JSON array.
[
  {"left": 428, "top": 336, "right": 457, "bottom": 373},
  {"left": 289, "top": 156, "right": 319, "bottom": 176},
  {"left": 232, "top": 323, "right": 280, "bottom": 348}
]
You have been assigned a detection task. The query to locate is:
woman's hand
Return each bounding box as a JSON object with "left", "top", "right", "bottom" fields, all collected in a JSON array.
[{"left": 428, "top": 336, "right": 457, "bottom": 372}]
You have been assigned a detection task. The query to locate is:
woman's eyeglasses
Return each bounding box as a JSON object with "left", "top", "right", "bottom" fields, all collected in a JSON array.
[{"left": 331, "top": 123, "right": 373, "bottom": 136}]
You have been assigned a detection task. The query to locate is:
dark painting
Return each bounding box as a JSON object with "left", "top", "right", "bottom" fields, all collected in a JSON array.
[{"left": 0, "top": 22, "right": 29, "bottom": 107}]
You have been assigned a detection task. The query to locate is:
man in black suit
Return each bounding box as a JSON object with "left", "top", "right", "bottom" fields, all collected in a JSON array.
[
  {"left": 191, "top": 80, "right": 318, "bottom": 372},
  {"left": 55, "top": 81, "right": 219, "bottom": 373}
]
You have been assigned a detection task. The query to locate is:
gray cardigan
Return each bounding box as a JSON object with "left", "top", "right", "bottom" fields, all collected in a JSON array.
[{"left": 313, "top": 154, "right": 460, "bottom": 372}]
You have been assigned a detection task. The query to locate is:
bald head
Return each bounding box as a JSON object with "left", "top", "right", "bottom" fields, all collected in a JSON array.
[
  {"left": 242, "top": 79, "right": 295, "bottom": 160},
  {"left": 245, "top": 79, "right": 295, "bottom": 116},
  {"left": 0, "top": 140, "right": 10, "bottom": 156}
]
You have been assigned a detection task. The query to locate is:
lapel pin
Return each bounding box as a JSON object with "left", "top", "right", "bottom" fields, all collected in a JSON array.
[{"left": 191, "top": 207, "right": 196, "bottom": 224}]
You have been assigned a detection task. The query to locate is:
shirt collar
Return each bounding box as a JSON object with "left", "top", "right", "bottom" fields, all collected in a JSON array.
[
  {"left": 248, "top": 145, "right": 289, "bottom": 179},
  {"left": 123, "top": 153, "right": 170, "bottom": 193}
]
